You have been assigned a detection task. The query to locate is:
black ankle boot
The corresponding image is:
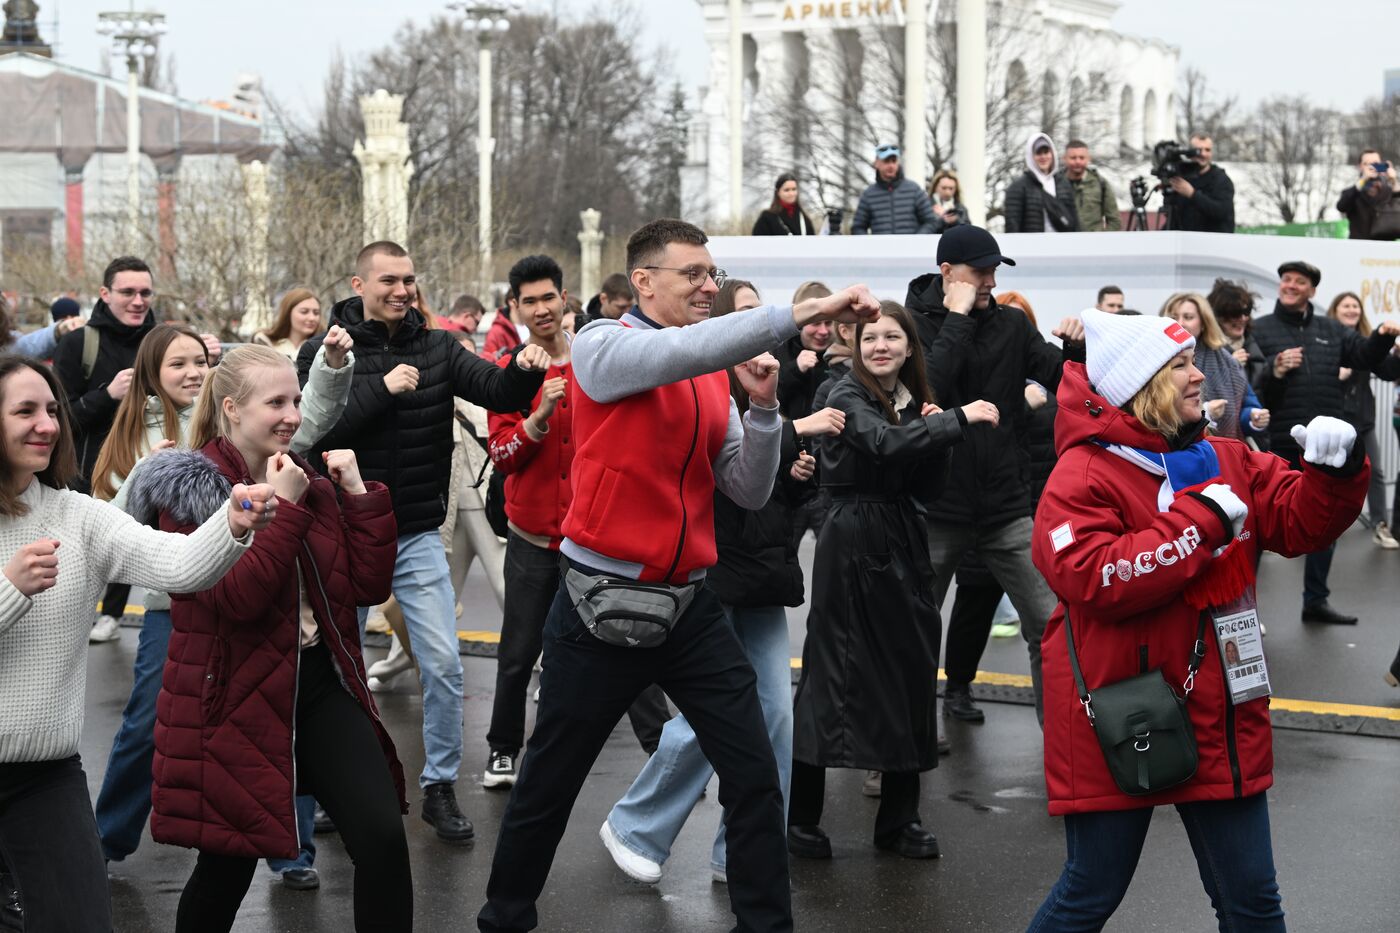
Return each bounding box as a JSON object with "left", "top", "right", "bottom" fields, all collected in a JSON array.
[
  {"left": 787, "top": 824, "right": 832, "bottom": 859},
  {"left": 942, "top": 683, "right": 985, "bottom": 723},
  {"left": 422, "top": 783, "right": 474, "bottom": 844}
]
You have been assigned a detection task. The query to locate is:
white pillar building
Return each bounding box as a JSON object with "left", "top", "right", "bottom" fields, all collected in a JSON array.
[
  {"left": 353, "top": 89, "right": 414, "bottom": 246},
  {"left": 577, "top": 208, "right": 604, "bottom": 301},
  {"left": 239, "top": 159, "right": 272, "bottom": 336},
  {"left": 684, "top": 0, "right": 1177, "bottom": 228}
]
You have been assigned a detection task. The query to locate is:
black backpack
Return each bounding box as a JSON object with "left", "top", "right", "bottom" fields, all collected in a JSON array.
[{"left": 457, "top": 410, "right": 510, "bottom": 539}]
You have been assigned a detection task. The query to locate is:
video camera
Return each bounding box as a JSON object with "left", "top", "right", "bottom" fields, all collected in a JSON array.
[{"left": 1150, "top": 140, "right": 1202, "bottom": 182}]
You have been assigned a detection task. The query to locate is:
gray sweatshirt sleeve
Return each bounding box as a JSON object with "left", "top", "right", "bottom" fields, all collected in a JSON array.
[
  {"left": 712, "top": 399, "right": 782, "bottom": 510},
  {"left": 572, "top": 304, "right": 800, "bottom": 404},
  {"left": 291, "top": 345, "right": 355, "bottom": 454}
]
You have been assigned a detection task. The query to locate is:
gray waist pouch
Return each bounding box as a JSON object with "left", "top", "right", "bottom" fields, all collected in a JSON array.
[{"left": 563, "top": 567, "right": 698, "bottom": 648}]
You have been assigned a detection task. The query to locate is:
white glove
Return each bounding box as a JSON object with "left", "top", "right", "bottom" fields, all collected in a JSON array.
[
  {"left": 1290, "top": 416, "right": 1356, "bottom": 469},
  {"left": 1199, "top": 483, "right": 1248, "bottom": 538}
]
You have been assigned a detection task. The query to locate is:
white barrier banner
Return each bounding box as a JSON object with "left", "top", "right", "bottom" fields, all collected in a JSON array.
[{"left": 708, "top": 232, "right": 1400, "bottom": 335}]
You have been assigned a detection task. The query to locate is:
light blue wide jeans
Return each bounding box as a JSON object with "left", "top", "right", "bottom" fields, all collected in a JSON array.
[
  {"left": 371, "top": 530, "right": 465, "bottom": 787},
  {"left": 606, "top": 604, "right": 792, "bottom": 873}
]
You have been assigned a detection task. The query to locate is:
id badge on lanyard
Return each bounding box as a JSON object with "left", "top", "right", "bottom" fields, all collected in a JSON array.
[{"left": 1209, "top": 585, "right": 1271, "bottom": 705}]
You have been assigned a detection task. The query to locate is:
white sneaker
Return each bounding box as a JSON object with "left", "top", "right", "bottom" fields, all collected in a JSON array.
[
  {"left": 367, "top": 638, "right": 414, "bottom": 683},
  {"left": 368, "top": 676, "right": 390, "bottom": 693},
  {"left": 89, "top": 615, "right": 121, "bottom": 643},
  {"left": 711, "top": 867, "right": 727, "bottom": 885},
  {"left": 598, "top": 820, "right": 661, "bottom": 884},
  {"left": 1374, "top": 522, "right": 1399, "bottom": 550},
  {"left": 482, "top": 751, "right": 517, "bottom": 789}
]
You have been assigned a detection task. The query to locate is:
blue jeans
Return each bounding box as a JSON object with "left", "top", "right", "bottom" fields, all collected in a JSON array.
[
  {"left": 1027, "top": 793, "right": 1285, "bottom": 932},
  {"left": 1303, "top": 543, "right": 1334, "bottom": 607},
  {"left": 389, "top": 530, "right": 464, "bottom": 787},
  {"left": 94, "top": 609, "right": 172, "bottom": 861},
  {"left": 607, "top": 603, "right": 793, "bottom": 873},
  {"left": 266, "top": 795, "right": 316, "bottom": 873}
]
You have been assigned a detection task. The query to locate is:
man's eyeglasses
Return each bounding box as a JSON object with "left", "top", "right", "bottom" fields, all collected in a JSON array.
[
  {"left": 642, "top": 266, "right": 727, "bottom": 289},
  {"left": 113, "top": 288, "right": 154, "bottom": 300}
]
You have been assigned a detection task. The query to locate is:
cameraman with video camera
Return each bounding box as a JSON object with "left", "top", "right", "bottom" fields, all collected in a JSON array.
[
  {"left": 1164, "top": 133, "right": 1235, "bottom": 233},
  {"left": 1338, "top": 148, "right": 1400, "bottom": 240}
]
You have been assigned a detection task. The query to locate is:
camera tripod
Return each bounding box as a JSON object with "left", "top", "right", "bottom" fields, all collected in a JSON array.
[{"left": 1126, "top": 176, "right": 1159, "bottom": 231}]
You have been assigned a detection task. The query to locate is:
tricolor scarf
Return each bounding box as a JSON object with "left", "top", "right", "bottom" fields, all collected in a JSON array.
[{"left": 1097, "top": 436, "right": 1255, "bottom": 609}]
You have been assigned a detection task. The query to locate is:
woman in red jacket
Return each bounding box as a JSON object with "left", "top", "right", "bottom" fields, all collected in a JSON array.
[
  {"left": 1027, "top": 310, "right": 1369, "bottom": 932},
  {"left": 130, "top": 345, "right": 410, "bottom": 932}
]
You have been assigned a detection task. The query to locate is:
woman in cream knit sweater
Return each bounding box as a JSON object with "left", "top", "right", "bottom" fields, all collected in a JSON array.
[{"left": 0, "top": 355, "right": 274, "bottom": 931}]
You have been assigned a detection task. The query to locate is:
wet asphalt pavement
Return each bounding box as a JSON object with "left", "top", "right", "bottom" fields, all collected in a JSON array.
[{"left": 84, "top": 519, "right": 1400, "bottom": 931}]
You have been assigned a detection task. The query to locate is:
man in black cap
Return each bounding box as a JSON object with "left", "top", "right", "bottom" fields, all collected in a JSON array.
[
  {"left": 1253, "top": 259, "right": 1400, "bottom": 625},
  {"left": 49, "top": 296, "right": 82, "bottom": 326},
  {"left": 850, "top": 144, "right": 938, "bottom": 235},
  {"left": 905, "top": 225, "right": 1083, "bottom": 719}
]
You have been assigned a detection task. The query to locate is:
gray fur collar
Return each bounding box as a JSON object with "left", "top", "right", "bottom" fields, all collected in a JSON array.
[{"left": 125, "top": 448, "right": 231, "bottom": 527}]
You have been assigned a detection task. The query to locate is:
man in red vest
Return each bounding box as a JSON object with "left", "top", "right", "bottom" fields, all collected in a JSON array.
[
  {"left": 477, "top": 219, "right": 878, "bottom": 933},
  {"left": 482, "top": 254, "right": 673, "bottom": 788}
]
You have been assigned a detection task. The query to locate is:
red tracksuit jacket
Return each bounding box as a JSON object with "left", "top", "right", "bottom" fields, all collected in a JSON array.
[{"left": 1031, "top": 363, "right": 1367, "bottom": 815}]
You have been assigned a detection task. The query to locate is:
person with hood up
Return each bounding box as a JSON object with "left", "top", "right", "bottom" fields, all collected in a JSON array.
[
  {"left": 1003, "top": 133, "right": 1079, "bottom": 233},
  {"left": 851, "top": 144, "right": 938, "bottom": 235},
  {"left": 1026, "top": 309, "right": 1368, "bottom": 931}
]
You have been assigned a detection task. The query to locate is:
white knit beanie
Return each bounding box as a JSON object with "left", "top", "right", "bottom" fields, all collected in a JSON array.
[{"left": 1082, "top": 308, "right": 1196, "bottom": 408}]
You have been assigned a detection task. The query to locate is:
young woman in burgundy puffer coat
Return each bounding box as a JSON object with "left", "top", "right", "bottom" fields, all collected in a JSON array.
[
  {"left": 1027, "top": 310, "right": 1369, "bottom": 932},
  {"left": 130, "top": 345, "right": 410, "bottom": 932}
]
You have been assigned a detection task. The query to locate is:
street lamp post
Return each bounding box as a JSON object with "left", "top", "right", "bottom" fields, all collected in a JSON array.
[
  {"left": 97, "top": 6, "right": 165, "bottom": 247},
  {"left": 453, "top": 3, "right": 513, "bottom": 299}
]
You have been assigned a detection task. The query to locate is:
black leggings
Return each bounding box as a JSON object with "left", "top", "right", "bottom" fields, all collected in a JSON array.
[
  {"left": 100, "top": 581, "right": 131, "bottom": 619},
  {"left": 175, "top": 643, "right": 412, "bottom": 932}
]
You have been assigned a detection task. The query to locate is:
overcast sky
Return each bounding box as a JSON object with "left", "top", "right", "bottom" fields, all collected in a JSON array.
[{"left": 34, "top": 1, "right": 1393, "bottom": 121}]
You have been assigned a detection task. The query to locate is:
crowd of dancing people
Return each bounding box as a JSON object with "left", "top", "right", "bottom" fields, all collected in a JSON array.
[{"left": 0, "top": 216, "right": 1393, "bottom": 933}]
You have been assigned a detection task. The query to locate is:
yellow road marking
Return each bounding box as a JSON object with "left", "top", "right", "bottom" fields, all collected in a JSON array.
[
  {"left": 1270, "top": 697, "right": 1400, "bottom": 722},
  {"left": 459, "top": 630, "right": 502, "bottom": 644},
  {"left": 369, "top": 631, "right": 1400, "bottom": 723}
]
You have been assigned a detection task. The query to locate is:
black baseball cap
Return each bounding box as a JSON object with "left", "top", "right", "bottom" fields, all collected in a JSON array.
[
  {"left": 1277, "top": 260, "right": 1320, "bottom": 287},
  {"left": 937, "top": 225, "right": 1016, "bottom": 268}
]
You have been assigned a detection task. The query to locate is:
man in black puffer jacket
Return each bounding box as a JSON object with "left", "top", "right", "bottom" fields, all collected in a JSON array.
[
  {"left": 1252, "top": 260, "right": 1400, "bottom": 626},
  {"left": 298, "top": 240, "right": 546, "bottom": 844},
  {"left": 904, "top": 226, "right": 1083, "bottom": 718},
  {"left": 851, "top": 144, "right": 937, "bottom": 235}
]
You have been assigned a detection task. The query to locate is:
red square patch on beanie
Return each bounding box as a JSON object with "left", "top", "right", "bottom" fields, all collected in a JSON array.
[{"left": 1165, "top": 322, "right": 1191, "bottom": 344}]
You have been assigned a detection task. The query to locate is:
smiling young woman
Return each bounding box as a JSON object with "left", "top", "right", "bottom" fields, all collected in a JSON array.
[
  {"left": 138, "top": 345, "right": 411, "bottom": 932},
  {"left": 789, "top": 301, "right": 995, "bottom": 862},
  {"left": 0, "top": 354, "right": 271, "bottom": 931}
]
